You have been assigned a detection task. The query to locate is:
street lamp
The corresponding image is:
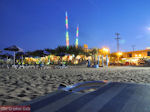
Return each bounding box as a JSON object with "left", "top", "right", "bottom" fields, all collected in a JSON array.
[
  {"left": 102, "top": 47, "right": 109, "bottom": 54},
  {"left": 117, "top": 52, "right": 122, "bottom": 64},
  {"left": 117, "top": 52, "right": 122, "bottom": 56}
]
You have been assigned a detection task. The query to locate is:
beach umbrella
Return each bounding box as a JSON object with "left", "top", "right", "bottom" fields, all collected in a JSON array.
[
  {"left": 0, "top": 53, "right": 13, "bottom": 64},
  {"left": 4, "top": 45, "right": 23, "bottom": 52},
  {"left": 3, "top": 53, "right": 13, "bottom": 58},
  {"left": 0, "top": 53, "right": 13, "bottom": 59},
  {"left": 4, "top": 45, "right": 23, "bottom": 65}
]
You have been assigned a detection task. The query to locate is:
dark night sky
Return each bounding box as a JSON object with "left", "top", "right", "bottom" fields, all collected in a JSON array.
[{"left": 1, "top": 0, "right": 150, "bottom": 52}]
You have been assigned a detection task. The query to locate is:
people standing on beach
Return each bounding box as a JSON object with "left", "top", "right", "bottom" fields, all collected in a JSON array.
[{"left": 106, "top": 55, "right": 109, "bottom": 66}]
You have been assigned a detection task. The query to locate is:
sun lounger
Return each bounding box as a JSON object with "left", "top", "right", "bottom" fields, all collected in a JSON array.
[{"left": 21, "top": 81, "right": 150, "bottom": 112}]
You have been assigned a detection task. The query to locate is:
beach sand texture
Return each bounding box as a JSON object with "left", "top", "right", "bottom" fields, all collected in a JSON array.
[{"left": 0, "top": 66, "right": 150, "bottom": 105}]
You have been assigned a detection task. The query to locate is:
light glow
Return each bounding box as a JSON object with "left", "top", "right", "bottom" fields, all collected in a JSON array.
[
  {"left": 102, "top": 47, "right": 109, "bottom": 53},
  {"left": 117, "top": 52, "right": 122, "bottom": 56}
]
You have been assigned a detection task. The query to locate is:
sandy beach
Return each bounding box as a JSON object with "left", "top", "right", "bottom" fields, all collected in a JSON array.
[{"left": 0, "top": 66, "right": 150, "bottom": 105}]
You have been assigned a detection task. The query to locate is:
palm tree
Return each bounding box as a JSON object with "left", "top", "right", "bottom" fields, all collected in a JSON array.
[
  {"left": 55, "top": 46, "right": 67, "bottom": 55},
  {"left": 90, "top": 49, "right": 97, "bottom": 56},
  {"left": 55, "top": 45, "right": 85, "bottom": 57},
  {"left": 4, "top": 45, "right": 23, "bottom": 65}
]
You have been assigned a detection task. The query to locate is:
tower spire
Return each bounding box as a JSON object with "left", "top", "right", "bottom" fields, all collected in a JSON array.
[
  {"left": 65, "top": 11, "right": 69, "bottom": 49},
  {"left": 75, "top": 25, "right": 79, "bottom": 48}
]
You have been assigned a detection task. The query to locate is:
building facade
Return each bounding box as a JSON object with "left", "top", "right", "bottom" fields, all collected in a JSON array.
[{"left": 122, "top": 49, "right": 150, "bottom": 58}]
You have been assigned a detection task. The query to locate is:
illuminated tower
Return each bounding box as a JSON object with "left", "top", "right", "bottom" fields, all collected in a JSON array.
[
  {"left": 75, "top": 25, "right": 79, "bottom": 48},
  {"left": 65, "top": 12, "right": 69, "bottom": 49}
]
